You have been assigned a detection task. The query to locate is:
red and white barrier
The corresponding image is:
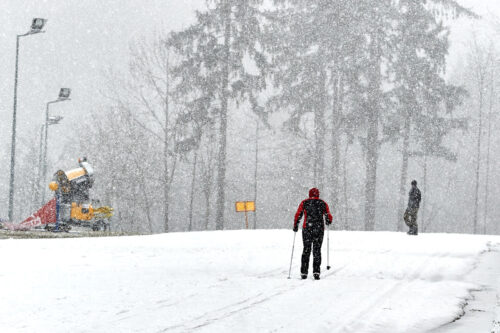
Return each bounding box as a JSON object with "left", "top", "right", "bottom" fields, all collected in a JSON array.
[{"left": 1, "top": 198, "right": 57, "bottom": 231}]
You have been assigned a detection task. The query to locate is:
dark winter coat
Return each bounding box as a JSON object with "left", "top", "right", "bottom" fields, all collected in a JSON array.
[
  {"left": 408, "top": 186, "right": 421, "bottom": 209},
  {"left": 294, "top": 188, "right": 333, "bottom": 231}
]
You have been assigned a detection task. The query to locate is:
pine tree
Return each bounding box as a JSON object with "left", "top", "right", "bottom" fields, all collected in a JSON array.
[
  {"left": 168, "top": 0, "right": 267, "bottom": 230},
  {"left": 265, "top": 0, "right": 375, "bottom": 226},
  {"left": 265, "top": 0, "right": 328, "bottom": 190},
  {"left": 127, "top": 36, "right": 180, "bottom": 233},
  {"left": 467, "top": 38, "right": 494, "bottom": 234},
  {"left": 355, "top": 0, "right": 396, "bottom": 231},
  {"left": 390, "top": 0, "right": 451, "bottom": 231},
  {"left": 396, "top": 0, "right": 476, "bottom": 232}
]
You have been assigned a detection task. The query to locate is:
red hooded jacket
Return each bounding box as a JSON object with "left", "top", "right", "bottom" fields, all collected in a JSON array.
[{"left": 294, "top": 188, "right": 333, "bottom": 230}]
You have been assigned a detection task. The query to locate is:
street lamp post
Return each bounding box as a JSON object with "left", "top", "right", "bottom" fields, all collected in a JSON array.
[
  {"left": 8, "top": 18, "right": 48, "bottom": 222},
  {"left": 41, "top": 88, "right": 71, "bottom": 204},
  {"left": 36, "top": 114, "right": 63, "bottom": 206},
  {"left": 36, "top": 124, "right": 45, "bottom": 208}
]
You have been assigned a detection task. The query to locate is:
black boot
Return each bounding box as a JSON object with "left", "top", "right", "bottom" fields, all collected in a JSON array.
[
  {"left": 313, "top": 273, "right": 320, "bottom": 280},
  {"left": 301, "top": 274, "right": 307, "bottom": 280},
  {"left": 407, "top": 226, "right": 418, "bottom": 235}
]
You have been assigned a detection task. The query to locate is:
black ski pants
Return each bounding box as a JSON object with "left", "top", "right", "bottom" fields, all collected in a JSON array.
[
  {"left": 404, "top": 207, "right": 419, "bottom": 232},
  {"left": 301, "top": 227, "right": 324, "bottom": 275}
]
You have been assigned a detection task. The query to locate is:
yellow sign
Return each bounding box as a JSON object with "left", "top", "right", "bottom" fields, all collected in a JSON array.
[
  {"left": 235, "top": 201, "right": 256, "bottom": 229},
  {"left": 235, "top": 202, "right": 245, "bottom": 212},
  {"left": 245, "top": 201, "right": 255, "bottom": 212},
  {"left": 235, "top": 201, "right": 255, "bottom": 212}
]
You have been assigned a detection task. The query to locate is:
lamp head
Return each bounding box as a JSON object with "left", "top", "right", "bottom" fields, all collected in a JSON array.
[
  {"left": 58, "top": 88, "right": 71, "bottom": 100},
  {"left": 30, "top": 18, "right": 47, "bottom": 33},
  {"left": 48, "top": 115, "right": 63, "bottom": 125}
]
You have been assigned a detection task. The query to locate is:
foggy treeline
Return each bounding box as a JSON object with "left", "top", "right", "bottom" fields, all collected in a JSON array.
[{"left": 12, "top": 0, "right": 500, "bottom": 234}]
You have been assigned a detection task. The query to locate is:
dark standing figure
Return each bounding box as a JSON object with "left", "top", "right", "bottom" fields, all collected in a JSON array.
[
  {"left": 404, "top": 180, "right": 421, "bottom": 235},
  {"left": 293, "top": 188, "right": 332, "bottom": 280}
]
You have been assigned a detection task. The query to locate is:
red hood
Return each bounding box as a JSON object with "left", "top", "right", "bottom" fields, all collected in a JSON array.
[{"left": 309, "top": 188, "right": 319, "bottom": 198}]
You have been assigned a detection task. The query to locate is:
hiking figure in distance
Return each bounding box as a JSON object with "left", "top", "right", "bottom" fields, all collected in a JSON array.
[
  {"left": 404, "top": 180, "right": 421, "bottom": 235},
  {"left": 293, "top": 188, "right": 332, "bottom": 280}
]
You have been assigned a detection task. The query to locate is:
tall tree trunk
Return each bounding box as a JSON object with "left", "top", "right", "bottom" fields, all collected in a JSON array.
[
  {"left": 364, "top": 34, "right": 382, "bottom": 231},
  {"left": 397, "top": 116, "right": 411, "bottom": 231},
  {"left": 364, "top": 112, "right": 379, "bottom": 231},
  {"left": 483, "top": 71, "right": 494, "bottom": 234},
  {"left": 163, "top": 140, "right": 170, "bottom": 232},
  {"left": 330, "top": 65, "right": 342, "bottom": 225},
  {"left": 422, "top": 154, "right": 427, "bottom": 231},
  {"left": 314, "top": 68, "right": 327, "bottom": 189},
  {"left": 473, "top": 77, "right": 484, "bottom": 234},
  {"left": 215, "top": 0, "right": 231, "bottom": 230},
  {"left": 138, "top": 171, "right": 153, "bottom": 233},
  {"left": 205, "top": 189, "right": 211, "bottom": 230},
  {"left": 129, "top": 138, "right": 153, "bottom": 233},
  {"left": 253, "top": 119, "right": 259, "bottom": 230},
  {"left": 163, "top": 49, "right": 170, "bottom": 233},
  {"left": 202, "top": 155, "right": 214, "bottom": 230},
  {"left": 342, "top": 141, "right": 349, "bottom": 230},
  {"left": 105, "top": 179, "right": 116, "bottom": 232},
  {"left": 188, "top": 151, "right": 198, "bottom": 231}
]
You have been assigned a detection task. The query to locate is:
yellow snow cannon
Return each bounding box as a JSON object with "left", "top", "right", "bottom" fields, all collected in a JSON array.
[{"left": 46, "top": 157, "right": 114, "bottom": 232}]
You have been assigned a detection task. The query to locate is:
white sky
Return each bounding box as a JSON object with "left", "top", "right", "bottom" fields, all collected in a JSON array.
[
  {"left": 448, "top": 0, "right": 500, "bottom": 69},
  {"left": 459, "top": 0, "right": 500, "bottom": 16},
  {"left": 0, "top": 0, "right": 499, "bottom": 209},
  {"left": 0, "top": 0, "right": 204, "bottom": 175},
  {"left": 0, "top": 0, "right": 203, "bottom": 123}
]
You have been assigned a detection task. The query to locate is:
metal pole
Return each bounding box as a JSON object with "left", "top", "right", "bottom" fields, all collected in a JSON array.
[
  {"left": 36, "top": 124, "right": 45, "bottom": 206},
  {"left": 7, "top": 23, "right": 46, "bottom": 220},
  {"left": 8, "top": 35, "right": 22, "bottom": 222},
  {"left": 41, "top": 102, "right": 51, "bottom": 204},
  {"left": 326, "top": 225, "right": 331, "bottom": 270},
  {"left": 40, "top": 96, "right": 70, "bottom": 204},
  {"left": 253, "top": 119, "right": 259, "bottom": 229},
  {"left": 287, "top": 232, "right": 297, "bottom": 279}
]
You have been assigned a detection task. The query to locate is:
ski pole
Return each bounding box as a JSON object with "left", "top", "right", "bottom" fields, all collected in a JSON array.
[
  {"left": 326, "top": 225, "right": 331, "bottom": 270},
  {"left": 287, "top": 232, "right": 297, "bottom": 279}
]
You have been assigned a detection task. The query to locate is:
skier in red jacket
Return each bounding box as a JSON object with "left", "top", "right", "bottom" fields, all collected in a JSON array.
[{"left": 293, "top": 188, "right": 332, "bottom": 280}]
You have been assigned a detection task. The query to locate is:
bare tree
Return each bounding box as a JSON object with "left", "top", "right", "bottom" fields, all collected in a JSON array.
[
  {"left": 482, "top": 54, "right": 497, "bottom": 233},
  {"left": 128, "top": 36, "right": 180, "bottom": 232},
  {"left": 199, "top": 128, "right": 217, "bottom": 230},
  {"left": 469, "top": 37, "right": 493, "bottom": 234},
  {"left": 188, "top": 150, "right": 198, "bottom": 231}
]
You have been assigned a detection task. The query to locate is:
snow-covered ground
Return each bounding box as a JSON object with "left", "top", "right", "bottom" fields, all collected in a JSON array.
[{"left": 1, "top": 230, "right": 500, "bottom": 333}]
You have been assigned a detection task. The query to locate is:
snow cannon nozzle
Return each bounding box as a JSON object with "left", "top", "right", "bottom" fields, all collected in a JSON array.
[{"left": 48, "top": 182, "right": 58, "bottom": 191}]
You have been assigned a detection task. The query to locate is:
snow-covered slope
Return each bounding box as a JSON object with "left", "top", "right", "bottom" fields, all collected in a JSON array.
[{"left": 1, "top": 230, "right": 499, "bottom": 333}]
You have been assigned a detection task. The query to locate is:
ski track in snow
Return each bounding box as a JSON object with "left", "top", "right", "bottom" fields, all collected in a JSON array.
[
  {"left": 1, "top": 230, "right": 499, "bottom": 333},
  {"left": 430, "top": 242, "right": 500, "bottom": 333},
  {"left": 336, "top": 251, "right": 450, "bottom": 333},
  {"left": 159, "top": 264, "right": 349, "bottom": 333}
]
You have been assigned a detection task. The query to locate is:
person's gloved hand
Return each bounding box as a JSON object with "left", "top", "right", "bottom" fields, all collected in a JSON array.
[{"left": 293, "top": 225, "right": 298, "bottom": 232}]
